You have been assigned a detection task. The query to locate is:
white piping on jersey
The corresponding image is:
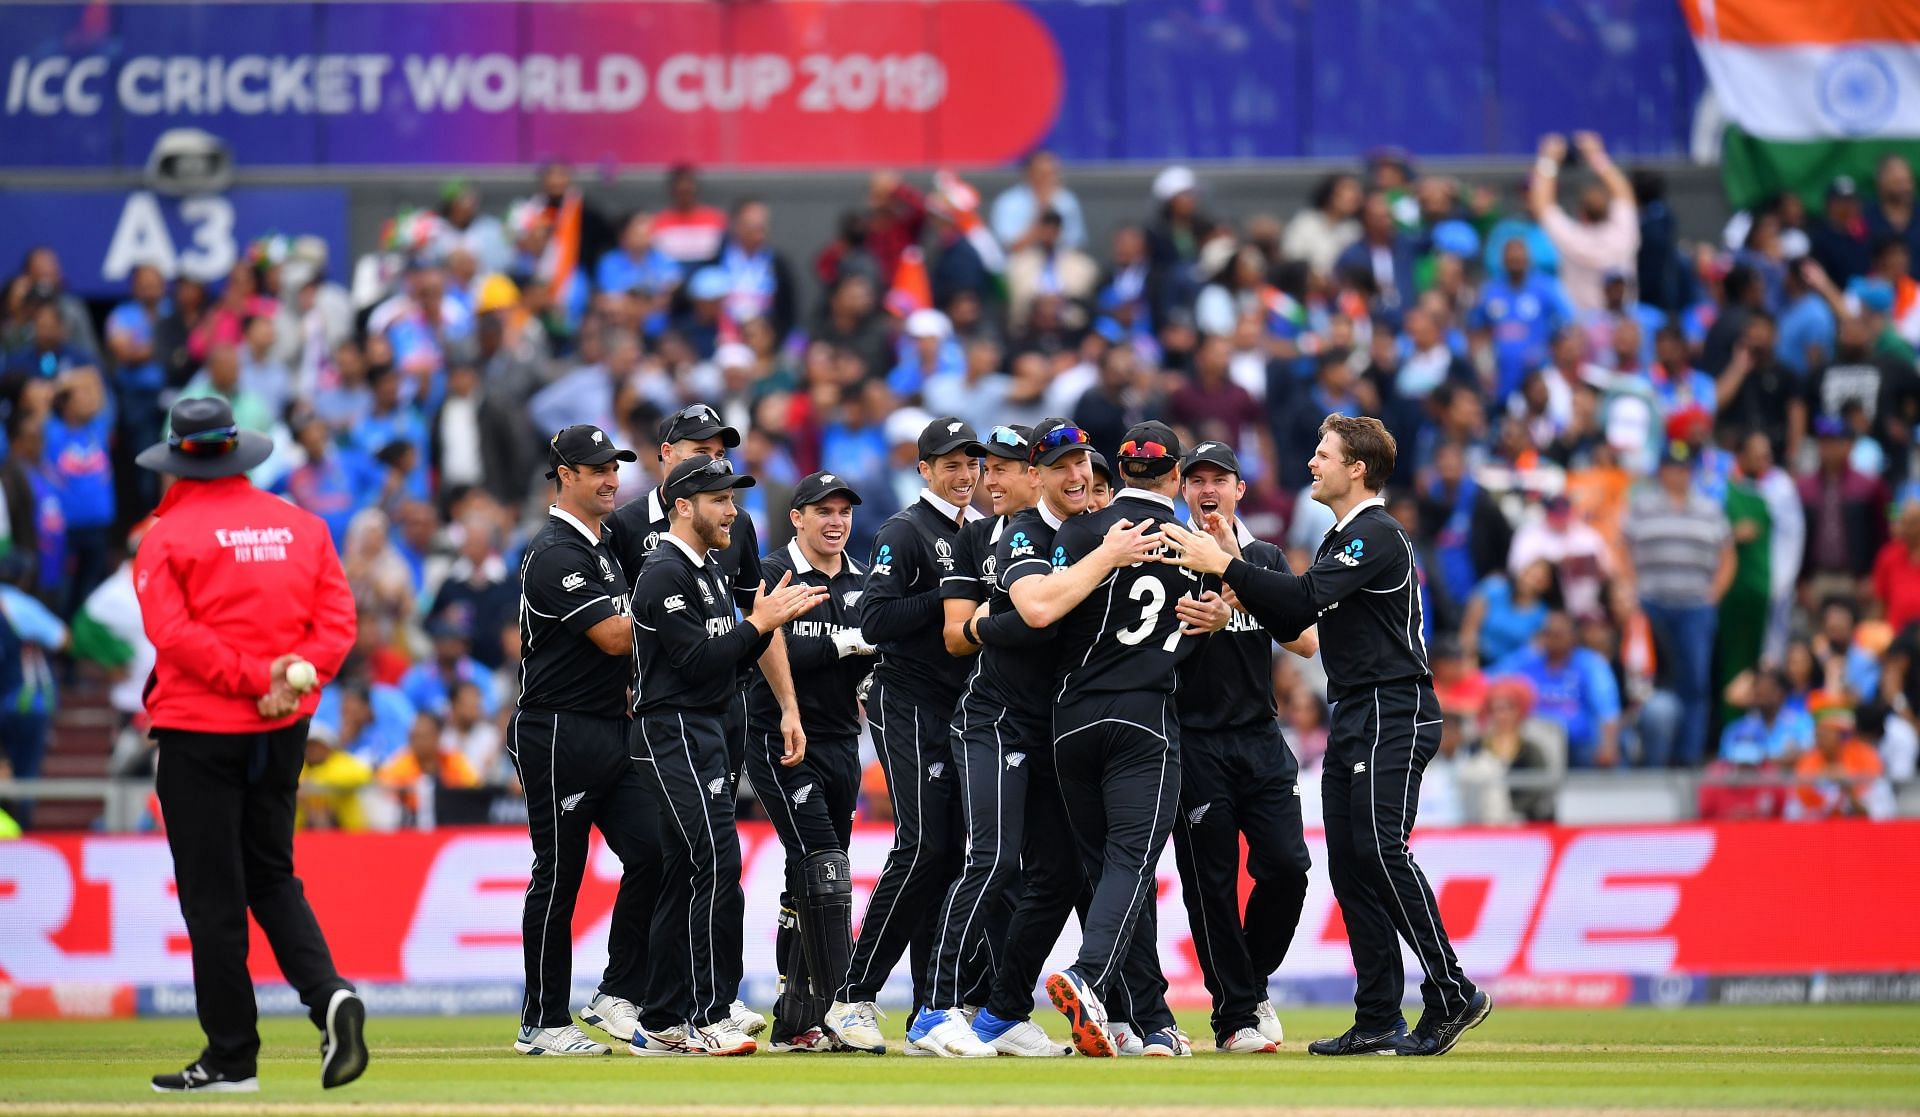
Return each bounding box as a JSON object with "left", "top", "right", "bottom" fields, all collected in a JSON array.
[
  {"left": 1327, "top": 495, "right": 1387, "bottom": 537},
  {"left": 547, "top": 504, "right": 603, "bottom": 545},
  {"left": 560, "top": 595, "right": 611, "bottom": 623}
]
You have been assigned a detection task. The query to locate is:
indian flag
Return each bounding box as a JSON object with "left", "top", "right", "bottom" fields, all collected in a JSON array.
[{"left": 1684, "top": 0, "right": 1920, "bottom": 208}]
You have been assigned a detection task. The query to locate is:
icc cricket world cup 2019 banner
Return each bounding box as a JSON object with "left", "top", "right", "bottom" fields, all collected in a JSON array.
[{"left": 4, "top": 820, "right": 1920, "bottom": 1019}]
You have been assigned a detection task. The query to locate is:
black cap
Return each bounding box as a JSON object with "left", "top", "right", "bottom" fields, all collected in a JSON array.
[
  {"left": 1087, "top": 450, "right": 1113, "bottom": 483},
  {"left": 1828, "top": 175, "right": 1860, "bottom": 200},
  {"left": 1179, "top": 439, "right": 1241, "bottom": 478},
  {"left": 917, "top": 416, "right": 986, "bottom": 461},
  {"left": 1118, "top": 420, "right": 1182, "bottom": 478},
  {"left": 657, "top": 402, "right": 741, "bottom": 451},
  {"left": 546, "top": 424, "right": 637, "bottom": 479},
  {"left": 663, "top": 455, "right": 756, "bottom": 503},
  {"left": 791, "top": 470, "right": 862, "bottom": 510},
  {"left": 1028, "top": 417, "right": 1095, "bottom": 466},
  {"left": 981, "top": 424, "right": 1034, "bottom": 461}
]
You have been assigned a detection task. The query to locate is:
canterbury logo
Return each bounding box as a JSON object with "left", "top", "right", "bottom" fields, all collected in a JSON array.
[
  {"left": 560, "top": 792, "right": 586, "bottom": 813},
  {"left": 791, "top": 783, "right": 814, "bottom": 805},
  {"left": 1353, "top": 762, "right": 1367, "bottom": 774},
  {"left": 1187, "top": 803, "right": 1211, "bottom": 825},
  {"left": 707, "top": 777, "right": 727, "bottom": 797}
]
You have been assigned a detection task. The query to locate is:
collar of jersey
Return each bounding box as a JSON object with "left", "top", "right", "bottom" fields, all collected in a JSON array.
[
  {"left": 785, "top": 538, "right": 860, "bottom": 578},
  {"left": 1114, "top": 488, "right": 1176, "bottom": 512},
  {"left": 645, "top": 487, "right": 665, "bottom": 524},
  {"left": 1036, "top": 498, "right": 1068, "bottom": 531},
  {"left": 919, "top": 487, "right": 982, "bottom": 523},
  {"left": 1328, "top": 494, "right": 1387, "bottom": 536},
  {"left": 548, "top": 504, "right": 602, "bottom": 546},
  {"left": 658, "top": 530, "right": 708, "bottom": 569},
  {"left": 1188, "top": 514, "right": 1257, "bottom": 548}
]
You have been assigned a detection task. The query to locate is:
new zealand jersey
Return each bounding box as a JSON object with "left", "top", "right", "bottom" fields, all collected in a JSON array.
[
  {"left": 938, "top": 516, "right": 999, "bottom": 607},
  {"left": 1176, "top": 520, "right": 1298, "bottom": 734},
  {"left": 607, "top": 486, "right": 763, "bottom": 612},
  {"left": 1223, "top": 497, "right": 1430, "bottom": 702},
  {"left": 1053, "top": 489, "right": 1203, "bottom": 703},
  {"left": 518, "top": 508, "right": 631, "bottom": 719},
  {"left": 962, "top": 504, "right": 1064, "bottom": 720},
  {"left": 864, "top": 495, "right": 976, "bottom": 712},
  {"left": 745, "top": 541, "right": 867, "bottom": 742},
  {"left": 631, "top": 532, "right": 773, "bottom": 716}
]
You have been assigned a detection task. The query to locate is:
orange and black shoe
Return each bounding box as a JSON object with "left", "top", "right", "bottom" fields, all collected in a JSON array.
[{"left": 1045, "top": 969, "right": 1116, "bottom": 1058}]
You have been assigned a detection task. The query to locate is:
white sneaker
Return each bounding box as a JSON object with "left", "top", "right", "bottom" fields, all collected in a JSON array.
[
  {"left": 580, "top": 993, "right": 640, "bottom": 1043},
  {"left": 514, "top": 1024, "right": 610, "bottom": 1056},
  {"left": 1218, "top": 1026, "right": 1278, "bottom": 1054},
  {"left": 824, "top": 1000, "right": 887, "bottom": 1054},
  {"left": 1254, "top": 999, "right": 1286, "bottom": 1046},
  {"left": 1111, "top": 1024, "right": 1144, "bottom": 1056},
  {"left": 729, "top": 999, "right": 768, "bottom": 1037},
  {"left": 690, "top": 1018, "right": 758, "bottom": 1056},
  {"left": 628, "top": 1023, "right": 699, "bottom": 1057},
  {"left": 910, "top": 1008, "right": 997, "bottom": 1059},
  {"left": 988, "top": 1019, "right": 1071, "bottom": 1057}
]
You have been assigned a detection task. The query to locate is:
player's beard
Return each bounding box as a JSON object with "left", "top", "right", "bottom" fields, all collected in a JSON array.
[{"left": 693, "top": 505, "right": 733, "bottom": 551}]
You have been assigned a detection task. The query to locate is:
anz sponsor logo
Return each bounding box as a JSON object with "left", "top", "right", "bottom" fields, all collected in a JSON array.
[
  {"left": 872, "top": 543, "right": 893, "bottom": 577},
  {"left": 1051, "top": 544, "right": 1068, "bottom": 569},
  {"left": 1008, "top": 530, "right": 1034, "bottom": 558},
  {"left": 1336, "top": 537, "right": 1365, "bottom": 567}
]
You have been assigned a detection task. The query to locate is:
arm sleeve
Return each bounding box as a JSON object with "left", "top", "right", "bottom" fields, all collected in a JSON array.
[
  {"left": 135, "top": 530, "right": 274, "bottom": 698},
  {"left": 1246, "top": 542, "right": 1308, "bottom": 642},
  {"left": 730, "top": 516, "right": 763, "bottom": 612},
  {"left": 979, "top": 541, "right": 1058, "bottom": 647},
  {"left": 860, "top": 519, "right": 939, "bottom": 643},
  {"left": 643, "top": 563, "right": 764, "bottom": 674},
  {"left": 525, "top": 546, "right": 620, "bottom": 636},
  {"left": 1222, "top": 520, "right": 1398, "bottom": 637},
  {"left": 1582, "top": 651, "right": 1622, "bottom": 721},
  {"left": 939, "top": 525, "right": 986, "bottom": 603},
  {"left": 604, "top": 503, "right": 650, "bottom": 584}
]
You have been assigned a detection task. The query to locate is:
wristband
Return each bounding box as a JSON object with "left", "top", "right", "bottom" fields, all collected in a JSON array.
[
  {"left": 1534, "top": 157, "right": 1559, "bottom": 178},
  {"left": 963, "top": 617, "right": 982, "bottom": 647}
]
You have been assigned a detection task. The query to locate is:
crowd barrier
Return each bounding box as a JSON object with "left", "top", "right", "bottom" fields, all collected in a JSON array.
[{"left": 3, "top": 819, "right": 1916, "bottom": 1019}]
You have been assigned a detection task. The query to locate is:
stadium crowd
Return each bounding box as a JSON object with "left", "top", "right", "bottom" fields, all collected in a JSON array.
[{"left": 2, "top": 137, "right": 1917, "bottom": 833}]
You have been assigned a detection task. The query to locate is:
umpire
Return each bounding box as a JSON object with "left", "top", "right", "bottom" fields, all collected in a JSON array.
[
  {"left": 509, "top": 423, "right": 661, "bottom": 1057},
  {"left": 745, "top": 472, "right": 875, "bottom": 1051},
  {"left": 1159, "top": 415, "right": 1491, "bottom": 1057},
  {"left": 135, "top": 397, "right": 366, "bottom": 1093},
  {"left": 1172, "top": 441, "right": 1317, "bottom": 1054}
]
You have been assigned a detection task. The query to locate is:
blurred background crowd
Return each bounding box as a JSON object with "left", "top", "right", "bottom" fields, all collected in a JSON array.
[{"left": 3, "top": 135, "right": 1917, "bottom": 834}]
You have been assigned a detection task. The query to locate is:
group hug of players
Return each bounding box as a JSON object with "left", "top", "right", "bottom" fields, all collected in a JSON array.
[{"left": 512, "top": 402, "right": 1491, "bottom": 1061}]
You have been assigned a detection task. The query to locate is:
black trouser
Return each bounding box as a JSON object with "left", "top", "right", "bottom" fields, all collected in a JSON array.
[
  {"left": 634, "top": 709, "right": 742, "bottom": 1030},
  {"left": 1172, "top": 722, "right": 1311, "bottom": 1042},
  {"left": 985, "top": 742, "right": 1089, "bottom": 1023},
  {"left": 154, "top": 719, "right": 351, "bottom": 1076},
  {"left": 748, "top": 729, "right": 860, "bottom": 1038},
  {"left": 839, "top": 679, "right": 963, "bottom": 1007},
  {"left": 508, "top": 708, "right": 662, "bottom": 1030},
  {"left": 1324, "top": 681, "right": 1477, "bottom": 1031},
  {"left": 1053, "top": 692, "right": 1179, "bottom": 1035}
]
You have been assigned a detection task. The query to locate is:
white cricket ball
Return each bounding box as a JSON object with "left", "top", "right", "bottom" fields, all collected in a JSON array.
[{"left": 286, "top": 660, "right": 318, "bottom": 694}]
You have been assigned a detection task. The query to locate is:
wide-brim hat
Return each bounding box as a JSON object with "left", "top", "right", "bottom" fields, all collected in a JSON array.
[{"left": 135, "top": 397, "right": 273, "bottom": 479}]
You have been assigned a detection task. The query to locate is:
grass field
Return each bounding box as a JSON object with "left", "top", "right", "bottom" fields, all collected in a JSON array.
[{"left": 2, "top": 1007, "right": 1917, "bottom": 1114}]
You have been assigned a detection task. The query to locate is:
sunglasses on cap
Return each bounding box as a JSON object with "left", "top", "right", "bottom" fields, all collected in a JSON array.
[
  {"left": 171, "top": 424, "right": 241, "bottom": 458},
  {"left": 987, "top": 425, "right": 1030, "bottom": 449},
  {"left": 1028, "top": 424, "right": 1090, "bottom": 464},
  {"left": 674, "top": 404, "right": 720, "bottom": 425},
  {"left": 689, "top": 456, "right": 736, "bottom": 477},
  {"left": 1118, "top": 439, "right": 1172, "bottom": 459}
]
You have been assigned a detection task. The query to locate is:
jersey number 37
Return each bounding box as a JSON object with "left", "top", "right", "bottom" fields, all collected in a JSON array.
[{"left": 1115, "top": 574, "right": 1182, "bottom": 652}]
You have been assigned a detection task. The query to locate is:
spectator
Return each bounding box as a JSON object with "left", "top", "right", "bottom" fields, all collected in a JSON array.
[
  {"left": 923, "top": 335, "right": 1008, "bottom": 434},
  {"left": 1715, "top": 312, "right": 1801, "bottom": 458},
  {"left": 16, "top": 247, "right": 99, "bottom": 360},
  {"left": 1491, "top": 609, "right": 1622, "bottom": 768},
  {"left": 298, "top": 722, "right": 373, "bottom": 831},
  {"left": 1796, "top": 414, "right": 1889, "bottom": 603},
  {"left": 1810, "top": 176, "right": 1874, "bottom": 286},
  {"left": 1583, "top": 269, "right": 1665, "bottom": 371},
  {"left": 1786, "top": 695, "right": 1895, "bottom": 820},
  {"left": 596, "top": 211, "right": 682, "bottom": 301},
  {"left": 1864, "top": 154, "right": 1919, "bottom": 280},
  {"left": 856, "top": 171, "right": 926, "bottom": 285},
  {"left": 237, "top": 313, "right": 293, "bottom": 419},
  {"left": 1807, "top": 312, "right": 1920, "bottom": 473},
  {"left": 812, "top": 274, "right": 893, "bottom": 381},
  {"left": 1418, "top": 439, "right": 1513, "bottom": 609},
  {"left": 1282, "top": 172, "right": 1364, "bottom": 279},
  {"left": 1466, "top": 676, "right": 1561, "bottom": 822},
  {"left": 991, "top": 149, "right": 1087, "bottom": 253},
  {"left": 105, "top": 263, "right": 170, "bottom": 499},
  {"left": 1775, "top": 255, "right": 1838, "bottom": 376},
  {"left": 1145, "top": 166, "right": 1214, "bottom": 323},
  {"left": 1698, "top": 669, "right": 1798, "bottom": 820},
  {"left": 443, "top": 679, "right": 506, "bottom": 787},
  {"left": 1470, "top": 237, "right": 1573, "bottom": 401},
  {"left": 652, "top": 164, "right": 728, "bottom": 268},
  {"left": 1719, "top": 444, "right": 1777, "bottom": 720},
  {"left": 71, "top": 520, "right": 155, "bottom": 764},
  {"left": 1508, "top": 493, "right": 1611, "bottom": 620},
  {"left": 350, "top": 362, "right": 429, "bottom": 501},
  {"left": 1462, "top": 558, "right": 1556, "bottom": 668},
  {"left": 1701, "top": 262, "right": 1768, "bottom": 377},
  {"left": 1194, "top": 244, "right": 1267, "bottom": 339},
  {"left": 1874, "top": 500, "right": 1920, "bottom": 636},
  {"left": 44, "top": 368, "right": 115, "bottom": 617},
  {"left": 1281, "top": 685, "right": 1328, "bottom": 773},
  {"left": 179, "top": 344, "right": 274, "bottom": 436},
  {"left": 0, "top": 553, "right": 67, "bottom": 827},
  {"left": 400, "top": 611, "right": 501, "bottom": 719},
  {"left": 274, "top": 414, "right": 365, "bottom": 551},
  {"left": 1168, "top": 334, "right": 1260, "bottom": 451},
  {"left": 4, "top": 302, "right": 93, "bottom": 393},
  {"left": 888, "top": 308, "right": 964, "bottom": 399},
  {"left": 1530, "top": 131, "right": 1639, "bottom": 314},
  {"left": 379, "top": 711, "right": 480, "bottom": 828},
  {"left": 432, "top": 180, "right": 512, "bottom": 275},
  {"left": 1006, "top": 210, "right": 1098, "bottom": 335},
  {"left": 1808, "top": 597, "right": 1880, "bottom": 701},
  {"left": 342, "top": 508, "right": 415, "bottom": 639},
  {"left": 1730, "top": 431, "right": 1805, "bottom": 661},
  {"left": 713, "top": 199, "right": 797, "bottom": 342},
  {"left": 431, "top": 358, "right": 531, "bottom": 510},
  {"left": 1334, "top": 192, "right": 1418, "bottom": 314},
  {"left": 1430, "top": 634, "right": 1490, "bottom": 725}
]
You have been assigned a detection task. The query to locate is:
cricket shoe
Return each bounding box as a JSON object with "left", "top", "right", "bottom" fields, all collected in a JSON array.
[
  {"left": 908, "top": 1007, "right": 997, "bottom": 1058},
  {"left": 729, "top": 999, "right": 768, "bottom": 1037},
  {"left": 1044, "top": 969, "right": 1116, "bottom": 1058},
  {"left": 770, "top": 1028, "right": 843, "bottom": 1053},
  {"left": 1111, "top": 1024, "right": 1144, "bottom": 1056},
  {"left": 1410, "top": 990, "right": 1493, "bottom": 1057},
  {"left": 580, "top": 993, "right": 640, "bottom": 1043},
  {"left": 824, "top": 1000, "right": 888, "bottom": 1054},
  {"left": 628, "top": 1023, "right": 700, "bottom": 1057},
  {"left": 1141, "top": 1028, "right": 1192, "bottom": 1057},
  {"left": 1307, "top": 1020, "right": 1422, "bottom": 1056},
  {"left": 972, "top": 1010, "right": 1071, "bottom": 1057},
  {"left": 514, "top": 1024, "right": 609, "bottom": 1056},
  {"left": 1217, "top": 1027, "right": 1278, "bottom": 1054},
  {"left": 151, "top": 1062, "right": 258, "bottom": 1093},
  {"left": 320, "top": 988, "right": 369, "bottom": 1089},
  {"left": 1254, "top": 999, "right": 1286, "bottom": 1047},
  {"left": 691, "top": 1019, "right": 758, "bottom": 1056}
]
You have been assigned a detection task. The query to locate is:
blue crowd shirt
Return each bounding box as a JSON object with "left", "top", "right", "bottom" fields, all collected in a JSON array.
[{"left": 1491, "top": 646, "right": 1621, "bottom": 766}]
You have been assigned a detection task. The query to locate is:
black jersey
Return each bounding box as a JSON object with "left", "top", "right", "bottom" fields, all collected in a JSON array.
[
  {"left": 863, "top": 493, "right": 977, "bottom": 711},
  {"left": 1052, "top": 489, "right": 1203, "bottom": 704},
  {"left": 517, "top": 508, "right": 632, "bottom": 719},
  {"left": 1176, "top": 519, "right": 1298, "bottom": 734},
  {"left": 745, "top": 541, "right": 868, "bottom": 742},
  {"left": 938, "top": 515, "right": 999, "bottom": 606},
  {"left": 631, "top": 532, "right": 773, "bottom": 716},
  {"left": 959, "top": 504, "right": 1063, "bottom": 719},
  {"left": 1223, "top": 497, "right": 1431, "bottom": 702},
  {"left": 607, "top": 485, "right": 764, "bottom": 612}
]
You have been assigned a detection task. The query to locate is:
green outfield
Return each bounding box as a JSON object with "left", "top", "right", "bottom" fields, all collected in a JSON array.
[{"left": 2, "top": 1006, "right": 1917, "bottom": 1114}]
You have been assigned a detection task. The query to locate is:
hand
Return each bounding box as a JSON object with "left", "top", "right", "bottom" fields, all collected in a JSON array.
[
  {"left": 1593, "top": 740, "right": 1621, "bottom": 769},
  {"left": 830, "top": 628, "right": 878, "bottom": 658},
  {"left": 1220, "top": 585, "right": 1245, "bottom": 614},
  {"left": 257, "top": 682, "right": 299, "bottom": 720},
  {"left": 1572, "top": 130, "right": 1608, "bottom": 163},
  {"left": 1537, "top": 133, "right": 1567, "bottom": 163},
  {"left": 1153, "top": 521, "right": 1231, "bottom": 577},
  {"left": 779, "top": 707, "right": 808, "bottom": 768},
  {"left": 268, "top": 653, "right": 301, "bottom": 685},
  {"left": 748, "top": 572, "right": 831, "bottom": 631},
  {"left": 1200, "top": 511, "right": 1242, "bottom": 558},
  {"left": 1093, "top": 519, "right": 1163, "bottom": 571},
  {"left": 973, "top": 600, "right": 991, "bottom": 621},
  {"left": 1175, "top": 590, "right": 1233, "bottom": 636},
  {"left": 1468, "top": 184, "right": 1498, "bottom": 216}
]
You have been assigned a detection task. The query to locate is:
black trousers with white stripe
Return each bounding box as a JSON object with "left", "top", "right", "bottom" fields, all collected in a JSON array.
[
  {"left": 1053, "top": 692, "right": 1180, "bottom": 1035},
  {"left": 1323, "top": 680, "right": 1476, "bottom": 1031},
  {"left": 508, "top": 708, "right": 663, "bottom": 1031},
  {"left": 984, "top": 743, "right": 1089, "bottom": 1023},
  {"left": 839, "top": 680, "right": 964, "bottom": 1007},
  {"left": 1171, "top": 722, "right": 1311, "bottom": 1042},
  {"left": 633, "top": 710, "right": 744, "bottom": 1031},
  {"left": 746, "top": 731, "right": 860, "bottom": 890}
]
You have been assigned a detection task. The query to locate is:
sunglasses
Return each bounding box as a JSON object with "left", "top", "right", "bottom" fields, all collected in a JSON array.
[
  {"left": 987, "top": 425, "right": 1030, "bottom": 449},
  {"left": 171, "top": 424, "right": 240, "bottom": 457},
  {"left": 674, "top": 404, "right": 719, "bottom": 425},
  {"left": 1118, "top": 439, "right": 1172, "bottom": 459},
  {"left": 1028, "top": 424, "right": 1090, "bottom": 464}
]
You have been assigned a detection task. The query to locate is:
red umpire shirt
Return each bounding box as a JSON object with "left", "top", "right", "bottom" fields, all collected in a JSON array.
[{"left": 136, "top": 474, "right": 357, "bottom": 732}]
